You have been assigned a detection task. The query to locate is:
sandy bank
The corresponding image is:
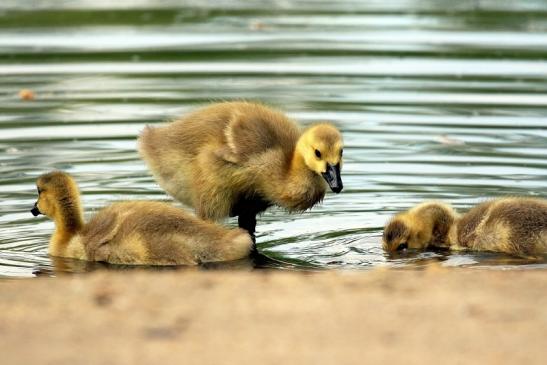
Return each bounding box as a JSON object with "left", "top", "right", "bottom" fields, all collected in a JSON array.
[{"left": 1, "top": 268, "right": 546, "bottom": 364}]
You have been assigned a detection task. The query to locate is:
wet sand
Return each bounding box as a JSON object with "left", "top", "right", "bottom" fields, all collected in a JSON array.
[{"left": 1, "top": 268, "right": 546, "bottom": 364}]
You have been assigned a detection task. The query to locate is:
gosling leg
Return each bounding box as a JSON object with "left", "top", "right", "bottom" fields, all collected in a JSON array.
[
  {"left": 233, "top": 195, "right": 270, "bottom": 257},
  {"left": 238, "top": 212, "right": 257, "bottom": 247}
]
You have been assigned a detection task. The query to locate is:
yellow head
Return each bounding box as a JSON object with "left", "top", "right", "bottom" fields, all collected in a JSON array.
[
  {"left": 296, "top": 123, "right": 344, "bottom": 193},
  {"left": 382, "top": 202, "right": 456, "bottom": 252},
  {"left": 31, "top": 171, "right": 83, "bottom": 230},
  {"left": 383, "top": 214, "right": 429, "bottom": 252}
]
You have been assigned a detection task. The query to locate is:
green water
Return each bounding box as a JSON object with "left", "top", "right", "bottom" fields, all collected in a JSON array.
[{"left": 1, "top": 0, "right": 546, "bottom": 277}]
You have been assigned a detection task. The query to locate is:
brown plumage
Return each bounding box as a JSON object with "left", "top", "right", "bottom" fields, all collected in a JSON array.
[
  {"left": 31, "top": 171, "right": 253, "bottom": 265},
  {"left": 138, "top": 101, "right": 344, "bottom": 237},
  {"left": 383, "top": 197, "right": 547, "bottom": 257}
]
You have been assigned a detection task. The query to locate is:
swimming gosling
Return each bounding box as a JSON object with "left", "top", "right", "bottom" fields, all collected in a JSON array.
[
  {"left": 31, "top": 171, "right": 253, "bottom": 265},
  {"left": 139, "top": 101, "right": 344, "bottom": 238},
  {"left": 383, "top": 197, "right": 547, "bottom": 257}
]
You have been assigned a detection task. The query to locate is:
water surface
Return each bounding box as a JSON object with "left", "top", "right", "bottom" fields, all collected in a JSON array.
[{"left": 1, "top": 0, "right": 546, "bottom": 277}]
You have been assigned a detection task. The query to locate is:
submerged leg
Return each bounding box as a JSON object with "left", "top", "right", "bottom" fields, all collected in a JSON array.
[
  {"left": 232, "top": 195, "right": 271, "bottom": 254},
  {"left": 238, "top": 213, "right": 277, "bottom": 266},
  {"left": 234, "top": 197, "right": 280, "bottom": 267}
]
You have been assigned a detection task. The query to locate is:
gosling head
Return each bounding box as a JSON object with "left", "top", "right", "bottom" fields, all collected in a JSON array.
[
  {"left": 383, "top": 216, "right": 420, "bottom": 253},
  {"left": 383, "top": 215, "right": 432, "bottom": 253},
  {"left": 31, "top": 171, "right": 81, "bottom": 221},
  {"left": 297, "top": 123, "right": 344, "bottom": 193},
  {"left": 383, "top": 202, "right": 456, "bottom": 252}
]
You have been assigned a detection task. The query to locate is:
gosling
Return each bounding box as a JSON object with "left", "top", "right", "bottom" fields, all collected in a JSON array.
[
  {"left": 139, "top": 101, "right": 344, "bottom": 238},
  {"left": 383, "top": 197, "right": 547, "bottom": 257},
  {"left": 31, "top": 171, "right": 253, "bottom": 265}
]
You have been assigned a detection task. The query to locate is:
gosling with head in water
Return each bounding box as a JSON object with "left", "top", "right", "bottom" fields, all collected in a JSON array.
[
  {"left": 30, "top": 171, "right": 253, "bottom": 265},
  {"left": 139, "top": 101, "right": 344, "bottom": 239},
  {"left": 383, "top": 197, "right": 547, "bottom": 257}
]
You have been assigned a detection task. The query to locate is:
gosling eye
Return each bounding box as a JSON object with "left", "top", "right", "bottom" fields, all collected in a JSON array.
[
  {"left": 314, "top": 149, "right": 321, "bottom": 159},
  {"left": 396, "top": 243, "right": 408, "bottom": 251},
  {"left": 340, "top": 148, "right": 343, "bottom": 157}
]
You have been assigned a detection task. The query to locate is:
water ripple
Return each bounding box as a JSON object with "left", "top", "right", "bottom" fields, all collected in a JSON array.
[{"left": 1, "top": 1, "right": 546, "bottom": 277}]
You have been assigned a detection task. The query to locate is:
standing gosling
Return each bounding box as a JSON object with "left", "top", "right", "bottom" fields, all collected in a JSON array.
[
  {"left": 31, "top": 171, "right": 253, "bottom": 265},
  {"left": 139, "top": 101, "right": 344, "bottom": 238},
  {"left": 383, "top": 197, "right": 547, "bottom": 257}
]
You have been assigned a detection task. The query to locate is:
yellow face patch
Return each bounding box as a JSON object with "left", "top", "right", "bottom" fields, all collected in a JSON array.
[
  {"left": 34, "top": 171, "right": 80, "bottom": 220},
  {"left": 299, "top": 124, "right": 343, "bottom": 175},
  {"left": 36, "top": 187, "right": 56, "bottom": 218}
]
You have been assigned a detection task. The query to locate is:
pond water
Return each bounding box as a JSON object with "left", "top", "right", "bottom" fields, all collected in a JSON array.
[{"left": 1, "top": 0, "right": 546, "bottom": 277}]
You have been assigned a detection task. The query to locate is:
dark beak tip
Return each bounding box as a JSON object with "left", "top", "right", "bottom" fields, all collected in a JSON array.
[
  {"left": 31, "top": 206, "right": 41, "bottom": 216},
  {"left": 322, "top": 164, "right": 343, "bottom": 194}
]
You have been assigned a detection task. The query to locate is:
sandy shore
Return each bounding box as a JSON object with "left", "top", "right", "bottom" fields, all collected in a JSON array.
[{"left": 1, "top": 268, "right": 546, "bottom": 364}]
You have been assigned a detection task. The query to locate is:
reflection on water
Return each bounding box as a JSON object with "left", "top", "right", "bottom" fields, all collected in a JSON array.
[{"left": 1, "top": 0, "right": 546, "bottom": 277}]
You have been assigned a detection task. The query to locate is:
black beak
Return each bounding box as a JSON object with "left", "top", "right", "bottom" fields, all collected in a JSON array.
[
  {"left": 31, "top": 202, "right": 41, "bottom": 217},
  {"left": 321, "top": 163, "right": 343, "bottom": 193}
]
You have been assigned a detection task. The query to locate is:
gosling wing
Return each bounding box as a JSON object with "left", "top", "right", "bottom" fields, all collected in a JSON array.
[{"left": 216, "top": 108, "right": 299, "bottom": 164}]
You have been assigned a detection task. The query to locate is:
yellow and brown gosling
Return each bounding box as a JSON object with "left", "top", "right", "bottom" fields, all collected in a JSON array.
[
  {"left": 138, "top": 101, "right": 344, "bottom": 238},
  {"left": 383, "top": 197, "right": 547, "bottom": 257},
  {"left": 31, "top": 171, "right": 253, "bottom": 265}
]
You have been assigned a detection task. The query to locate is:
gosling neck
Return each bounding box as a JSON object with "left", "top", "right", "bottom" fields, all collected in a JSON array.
[
  {"left": 446, "top": 216, "right": 461, "bottom": 248},
  {"left": 49, "top": 198, "right": 84, "bottom": 254},
  {"left": 414, "top": 204, "right": 457, "bottom": 248}
]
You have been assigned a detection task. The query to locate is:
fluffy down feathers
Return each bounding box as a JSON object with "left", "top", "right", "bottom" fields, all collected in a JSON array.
[
  {"left": 383, "top": 197, "right": 547, "bottom": 257},
  {"left": 139, "top": 101, "right": 344, "bottom": 235},
  {"left": 32, "top": 171, "right": 253, "bottom": 265}
]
